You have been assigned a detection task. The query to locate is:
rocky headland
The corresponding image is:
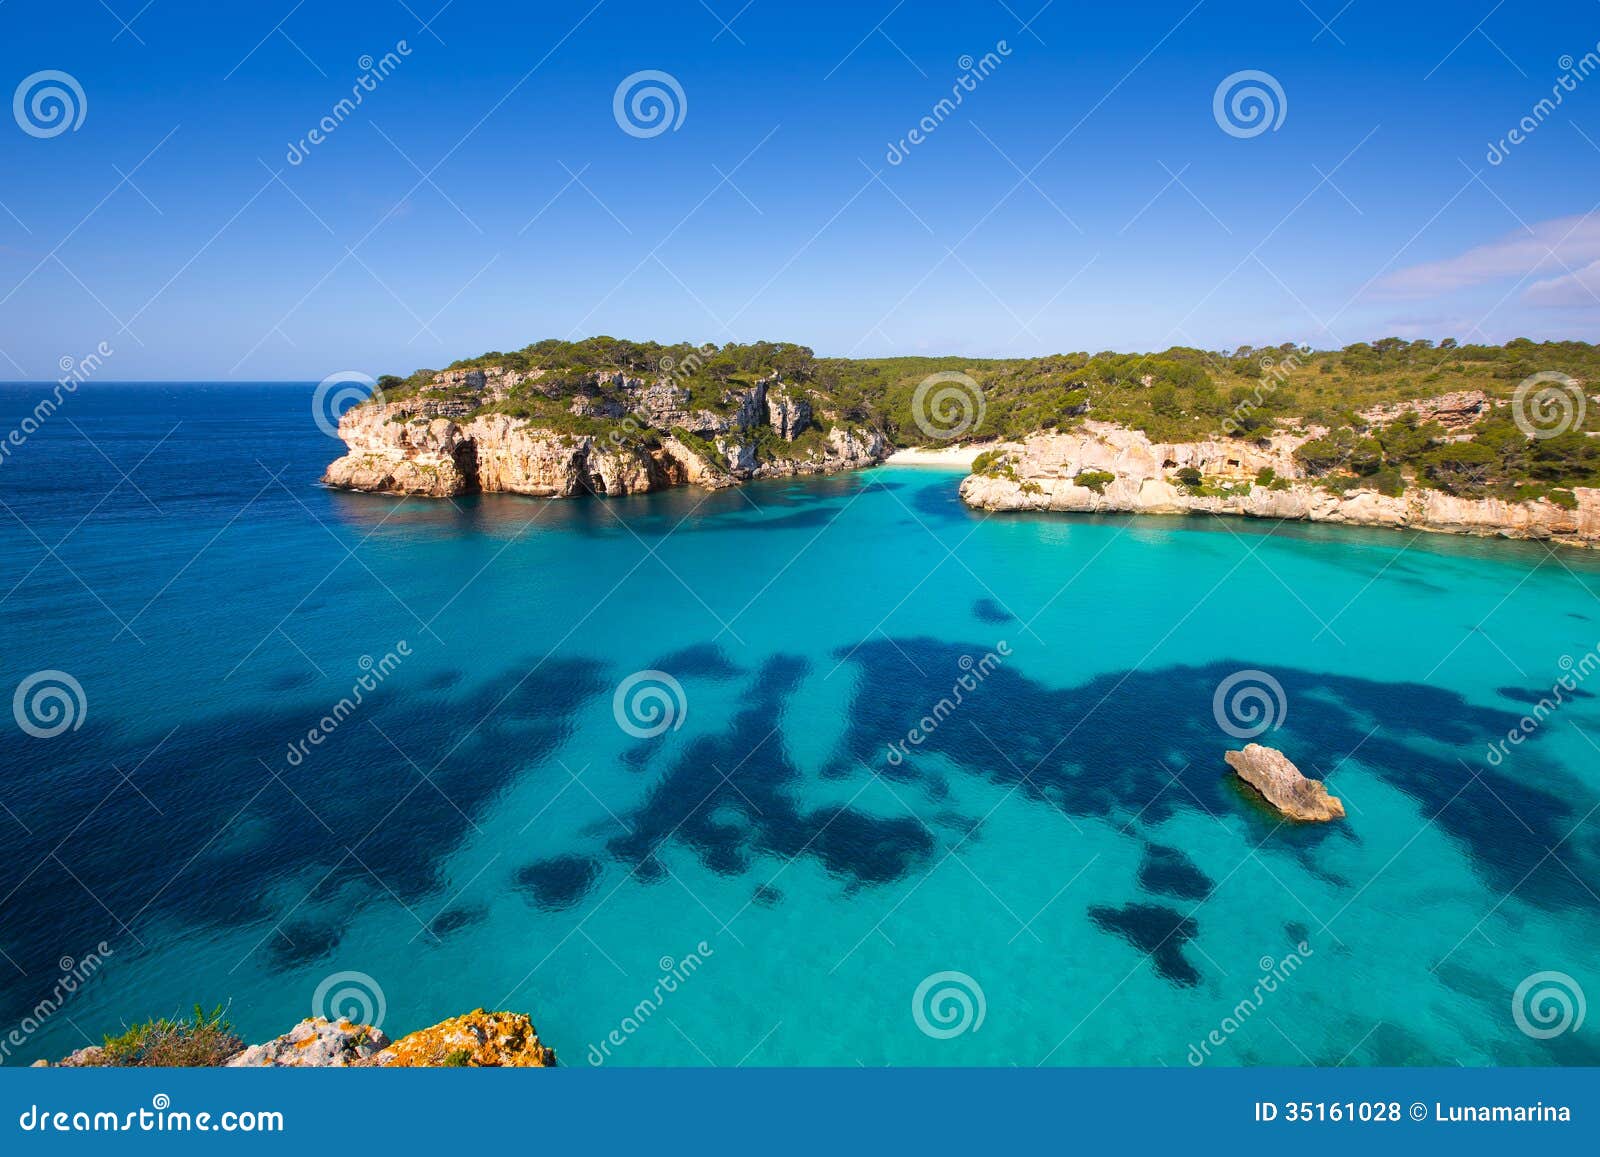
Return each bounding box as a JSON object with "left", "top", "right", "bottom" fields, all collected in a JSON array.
[
  {"left": 323, "top": 363, "right": 886, "bottom": 498},
  {"left": 322, "top": 339, "right": 1600, "bottom": 549},
  {"left": 957, "top": 419, "right": 1600, "bottom": 548}
]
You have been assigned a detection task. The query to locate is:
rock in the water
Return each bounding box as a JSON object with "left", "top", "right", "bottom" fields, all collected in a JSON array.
[
  {"left": 1224, "top": 744, "right": 1345, "bottom": 822},
  {"left": 224, "top": 1017, "right": 390, "bottom": 1067},
  {"left": 364, "top": 1009, "right": 555, "bottom": 1067}
]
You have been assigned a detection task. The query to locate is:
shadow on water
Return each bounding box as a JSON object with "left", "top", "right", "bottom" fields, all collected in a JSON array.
[
  {"left": 575, "top": 636, "right": 1597, "bottom": 992},
  {"left": 1138, "top": 843, "right": 1212, "bottom": 901},
  {"left": 821, "top": 638, "right": 1594, "bottom": 911},
  {"left": 606, "top": 655, "right": 934, "bottom": 886},
  {"left": 1089, "top": 903, "right": 1202, "bottom": 986},
  {"left": 324, "top": 470, "right": 906, "bottom": 543},
  {"left": 1497, "top": 683, "right": 1594, "bottom": 705},
  {"left": 647, "top": 643, "right": 744, "bottom": 680},
  {"left": 516, "top": 854, "right": 602, "bottom": 912},
  {"left": 972, "top": 598, "right": 1015, "bottom": 624},
  {"left": 0, "top": 656, "right": 604, "bottom": 1023},
  {"left": 6, "top": 629, "right": 1597, "bottom": 1023}
]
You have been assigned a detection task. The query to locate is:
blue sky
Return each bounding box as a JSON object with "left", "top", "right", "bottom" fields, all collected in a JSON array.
[{"left": 1, "top": 0, "right": 1597, "bottom": 379}]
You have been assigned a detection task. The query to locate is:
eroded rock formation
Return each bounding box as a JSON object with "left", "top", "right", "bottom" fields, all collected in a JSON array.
[
  {"left": 1224, "top": 744, "right": 1345, "bottom": 822},
  {"left": 225, "top": 1016, "right": 390, "bottom": 1067},
  {"left": 323, "top": 371, "right": 883, "bottom": 498},
  {"left": 1358, "top": 390, "right": 1490, "bottom": 435},
  {"left": 957, "top": 422, "right": 1600, "bottom": 548},
  {"left": 364, "top": 1008, "right": 556, "bottom": 1067}
]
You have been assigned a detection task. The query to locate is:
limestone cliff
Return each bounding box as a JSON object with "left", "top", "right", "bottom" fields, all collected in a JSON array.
[
  {"left": 958, "top": 422, "right": 1600, "bottom": 548},
  {"left": 322, "top": 368, "right": 884, "bottom": 498}
]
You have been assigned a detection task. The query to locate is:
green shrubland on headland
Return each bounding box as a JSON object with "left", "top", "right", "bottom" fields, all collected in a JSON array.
[{"left": 369, "top": 335, "right": 1600, "bottom": 505}]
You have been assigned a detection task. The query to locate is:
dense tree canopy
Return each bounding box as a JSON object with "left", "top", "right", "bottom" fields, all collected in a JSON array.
[{"left": 375, "top": 335, "right": 1600, "bottom": 502}]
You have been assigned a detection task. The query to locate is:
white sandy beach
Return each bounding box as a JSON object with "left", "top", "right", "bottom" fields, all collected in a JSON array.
[{"left": 884, "top": 445, "right": 988, "bottom": 467}]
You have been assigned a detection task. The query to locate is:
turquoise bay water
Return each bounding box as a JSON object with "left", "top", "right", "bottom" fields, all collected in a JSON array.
[{"left": 2, "top": 383, "right": 1597, "bottom": 1066}]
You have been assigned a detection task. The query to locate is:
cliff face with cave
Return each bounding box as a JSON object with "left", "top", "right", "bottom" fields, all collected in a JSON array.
[{"left": 322, "top": 367, "right": 885, "bottom": 498}]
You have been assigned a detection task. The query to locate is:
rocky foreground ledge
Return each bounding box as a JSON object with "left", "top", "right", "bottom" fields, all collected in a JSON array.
[
  {"left": 37, "top": 1009, "right": 556, "bottom": 1068},
  {"left": 323, "top": 366, "right": 886, "bottom": 498},
  {"left": 958, "top": 422, "right": 1600, "bottom": 548}
]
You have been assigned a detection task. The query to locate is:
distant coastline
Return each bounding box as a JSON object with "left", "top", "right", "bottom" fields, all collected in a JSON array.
[{"left": 318, "top": 336, "right": 1600, "bottom": 551}]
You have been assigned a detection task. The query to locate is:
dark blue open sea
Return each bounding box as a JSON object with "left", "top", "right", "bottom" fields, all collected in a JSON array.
[{"left": 2, "top": 382, "right": 1597, "bottom": 1065}]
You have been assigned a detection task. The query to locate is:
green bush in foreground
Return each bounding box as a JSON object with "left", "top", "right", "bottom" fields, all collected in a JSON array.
[
  {"left": 1075, "top": 470, "right": 1115, "bottom": 493},
  {"left": 91, "top": 1004, "right": 243, "bottom": 1067}
]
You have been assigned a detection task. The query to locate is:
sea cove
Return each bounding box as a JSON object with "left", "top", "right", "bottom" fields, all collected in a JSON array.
[{"left": 2, "top": 382, "right": 1597, "bottom": 1067}]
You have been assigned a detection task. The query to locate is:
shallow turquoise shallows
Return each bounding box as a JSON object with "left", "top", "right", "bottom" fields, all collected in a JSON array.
[{"left": 2, "top": 383, "right": 1597, "bottom": 1067}]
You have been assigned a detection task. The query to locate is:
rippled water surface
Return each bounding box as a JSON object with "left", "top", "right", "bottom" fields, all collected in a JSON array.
[{"left": 2, "top": 383, "right": 1597, "bottom": 1066}]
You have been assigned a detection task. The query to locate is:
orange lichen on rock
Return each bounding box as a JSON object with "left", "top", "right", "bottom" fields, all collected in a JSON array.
[{"left": 366, "top": 1009, "right": 556, "bottom": 1067}]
